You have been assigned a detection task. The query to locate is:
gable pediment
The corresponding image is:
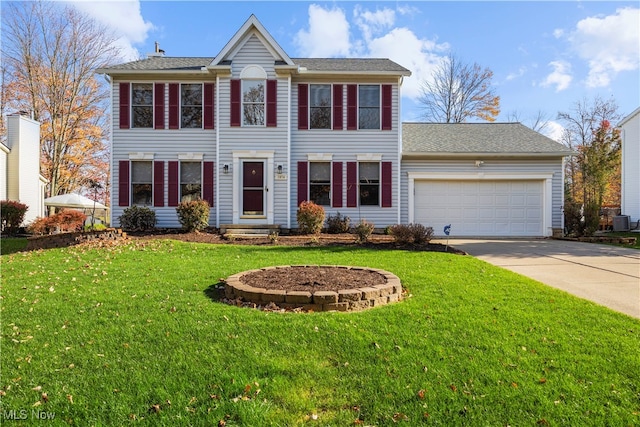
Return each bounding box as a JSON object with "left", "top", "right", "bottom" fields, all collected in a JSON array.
[{"left": 209, "top": 15, "right": 295, "bottom": 68}]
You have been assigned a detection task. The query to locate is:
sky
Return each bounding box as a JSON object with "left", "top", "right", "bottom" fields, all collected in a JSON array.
[{"left": 68, "top": 0, "right": 640, "bottom": 141}]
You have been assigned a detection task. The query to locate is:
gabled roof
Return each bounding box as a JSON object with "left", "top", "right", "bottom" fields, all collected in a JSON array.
[
  {"left": 402, "top": 122, "right": 574, "bottom": 158},
  {"left": 210, "top": 14, "right": 294, "bottom": 67},
  {"left": 97, "top": 57, "right": 212, "bottom": 73},
  {"left": 619, "top": 106, "right": 640, "bottom": 127},
  {"left": 294, "top": 58, "right": 410, "bottom": 76}
]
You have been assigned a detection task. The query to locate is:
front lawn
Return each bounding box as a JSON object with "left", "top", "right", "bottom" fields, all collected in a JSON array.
[{"left": 2, "top": 240, "right": 639, "bottom": 425}]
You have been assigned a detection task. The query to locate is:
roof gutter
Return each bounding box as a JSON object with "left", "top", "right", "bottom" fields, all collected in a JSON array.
[{"left": 402, "top": 151, "right": 576, "bottom": 159}]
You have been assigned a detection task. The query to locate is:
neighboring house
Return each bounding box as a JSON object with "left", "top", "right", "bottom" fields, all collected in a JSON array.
[
  {"left": 97, "top": 15, "right": 571, "bottom": 237},
  {"left": 0, "top": 113, "right": 48, "bottom": 226},
  {"left": 619, "top": 107, "right": 640, "bottom": 227}
]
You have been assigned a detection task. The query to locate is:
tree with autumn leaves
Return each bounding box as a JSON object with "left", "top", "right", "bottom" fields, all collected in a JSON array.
[
  {"left": 418, "top": 54, "right": 500, "bottom": 123},
  {"left": 558, "top": 97, "right": 621, "bottom": 235},
  {"left": 1, "top": 1, "right": 120, "bottom": 206}
]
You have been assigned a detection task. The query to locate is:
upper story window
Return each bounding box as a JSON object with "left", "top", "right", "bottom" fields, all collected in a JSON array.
[
  {"left": 181, "top": 84, "right": 203, "bottom": 128},
  {"left": 242, "top": 80, "right": 265, "bottom": 126},
  {"left": 358, "top": 85, "right": 380, "bottom": 130},
  {"left": 132, "top": 83, "right": 153, "bottom": 128},
  {"left": 309, "top": 162, "right": 331, "bottom": 205},
  {"left": 131, "top": 161, "right": 153, "bottom": 205},
  {"left": 310, "top": 84, "right": 331, "bottom": 129}
]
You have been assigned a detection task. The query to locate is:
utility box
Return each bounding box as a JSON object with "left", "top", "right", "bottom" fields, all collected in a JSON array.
[{"left": 613, "top": 215, "right": 630, "bottom": 232}]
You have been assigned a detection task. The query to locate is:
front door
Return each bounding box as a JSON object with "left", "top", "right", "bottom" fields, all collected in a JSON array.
[{"left": 242, "top": 161, "right": 265, "bottom": 217}]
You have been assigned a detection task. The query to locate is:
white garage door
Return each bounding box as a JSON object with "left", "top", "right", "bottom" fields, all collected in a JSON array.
[{"left": 414, "top": 180, "right": 544, "bottom": 237}]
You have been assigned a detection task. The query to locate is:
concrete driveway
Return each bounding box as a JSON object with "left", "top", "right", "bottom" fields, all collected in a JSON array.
[{"left": 446, "top": 239, "right": 640, "bottom": 319}]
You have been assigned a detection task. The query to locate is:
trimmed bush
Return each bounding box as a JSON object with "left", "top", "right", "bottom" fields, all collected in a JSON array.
[
  {"left": 176, "top": 199, "right": 210, "bottom": 232},
  {"left": 27, "top": 216, "right": 55, "bottom": 236},
  {"left": 326, "top": 212, "right": 351, "bottom": 234},
  {"left": 390, "top": 223, "right": 435, "bottom": 244},
  {"left": 56, "top": 209, "right": 87, "bottom": 232},
  {"left": 119, "top": 206, "right": 157, "bottom": 231},
  {"left": 389, "top": 224, "right": 413, "bottom": 244},
  {"left": 353, "top": 219, "right": 374, "bottom": 243},
  {"left": 297, "top": 201, "right": 325, "bottom": 235},
  {"left": 1, "top": 200, "right": 28, "bottom": 235}
]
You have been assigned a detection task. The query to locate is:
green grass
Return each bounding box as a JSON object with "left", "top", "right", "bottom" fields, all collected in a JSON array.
[
  {"left": 0, "top": 237, "right": 27, "bottom": 255},
  {"left": 602, "top": 232, "right": 640, "bottom": 249},
  {"left": 2, "top": 240, "right": 639, "bottom": 426}
]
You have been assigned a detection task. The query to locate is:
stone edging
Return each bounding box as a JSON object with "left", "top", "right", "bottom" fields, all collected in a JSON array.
[{"left": 224, "top": 265, "right": 403, "bottom": 312}]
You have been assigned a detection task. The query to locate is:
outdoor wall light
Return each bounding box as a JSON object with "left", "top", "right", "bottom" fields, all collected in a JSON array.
[
  {"left": 475, "top": 160, "right": 485, "bottom": 167},
  {"left": 277, "top": 164, "right": 283, "bottom": 174},
  {"left": 223, "top": 164, "right": 229, "bottom": 174}
]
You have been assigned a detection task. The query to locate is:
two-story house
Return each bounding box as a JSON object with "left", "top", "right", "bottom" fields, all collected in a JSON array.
[{"left": 98, "top": 15, "right": 571, "bottom": 237}]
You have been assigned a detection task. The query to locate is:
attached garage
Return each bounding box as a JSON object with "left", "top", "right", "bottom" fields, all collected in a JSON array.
[
  {"left": 401, "top": 123, "right": 574, "bottom": 238},
  {"left": 413, "top": 179, "right": 545, "bottom": 237}
]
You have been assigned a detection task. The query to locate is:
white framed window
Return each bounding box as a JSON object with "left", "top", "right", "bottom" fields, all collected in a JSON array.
[
  {"left": 242, "top": 80, "right": 265, "bottom": 126},
  {"left": 181, "top": 84, "right": 203, "bottom": 128},
  {"left": 310, "top": 84, "right": 331, "bottom": 129},
  {"left": 131, "top": 83, "right": 153, "bottom": 128},
  {"left": 359, "top": 162, "right": 380, "bottom": 205},
  {"left": 180, "top": 161, "right": 202, "bottom": 202},
  {"left": 131, "top": 161, "right": 153, "bottom": 205},
  {"left": 358, "top": 85, "right": 380, "bottom": 130},
  {"left": 309, "top": 162, "right": 331, "bottom": 206}
]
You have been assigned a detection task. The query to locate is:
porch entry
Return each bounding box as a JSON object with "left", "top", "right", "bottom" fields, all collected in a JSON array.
[{"left": 242, "top": 160, "right": 265, "bottom": 216}]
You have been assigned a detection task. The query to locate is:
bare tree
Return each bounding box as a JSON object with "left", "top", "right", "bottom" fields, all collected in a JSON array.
[
  {"left": 418, "top": 54, "right": 500, "bottom": 123},
  {"left": 1, "top": 1, "right": 120, "bottom": 203},
  {"left": 507, "top": 110, "right": 552, "bottom": 133}
]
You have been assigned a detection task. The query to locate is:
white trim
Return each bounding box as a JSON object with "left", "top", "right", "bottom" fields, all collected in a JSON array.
[
  {"left": 215, "top": 75, "right": 220, "bottom": 228},
  {"left": 357, "top": 153, "right": 383, "bottom": 161},
  {"left": 407, "top": 171, "right": 554, "bottom": 237},
  {"left": 178, "top": 153, "right": 203, "bottom": 160},
  {"left": 128, "top": 152, "right": 154, "bottom": 160},
  {"left": 240, "top": 64, "right": 268, "bottom": 79},
  {"left": 307, "top": 153, "right": 333, "bottom": 161},
  {"left": 287, "top": 74, "right": 291, "bottom": 229},
  {"left": 232, "top": 151, "right": 275, "bottom": 224}
]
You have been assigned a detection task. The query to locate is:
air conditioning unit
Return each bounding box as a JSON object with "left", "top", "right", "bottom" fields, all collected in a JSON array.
[{"left": 612, "top": 215, "right": 630, "bottom": 232}]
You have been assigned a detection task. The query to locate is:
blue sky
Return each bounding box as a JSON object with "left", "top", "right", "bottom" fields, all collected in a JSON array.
[{"left": 71, "top": 1, "right": 639, "bottom": 140}]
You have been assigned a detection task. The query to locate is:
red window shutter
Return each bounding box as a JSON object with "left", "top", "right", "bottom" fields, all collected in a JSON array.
[
  {"left": 118, "top": 160, "right": 130, "bottom": 206},
  {"left": 266, "top": 79, "right": 277, "bottom": 127},
  {"left": 203, "top": 161, "right": 214, "bottom": 207},
  {"left": 346, "top": 161, "right": 358, "bottom": 207},
  {"left": 119, "top": 83, "right": 130, "bottom": 129},
  {"left": 381, "top": 161, "right": 392, "bottom": 207},
  {"left": 347, "top": 84, "right": 357, "bottom": 130},
  {"left": 230, "top": 79, "right": 241, "bottom": 127},
  {"left": 204, "top": 83, "right": 215, "bottom": 129},
  {"left": 153, "top": 161, "right": 164, "bottom": 206},
  {"left": 332, "top": 162, "right": 343, "bottom": 208},
  {"left": 168, "top": 161, "right": 179, "bottom": 206},
  {"left": 154, "top": 83, "right": 165, "bottom": 129},
  {"left": 297, "top": 161, "right": 308, "bottom": 206},
  {"left": 297, "top": 84, "right": 308, "bottom": 130},
  {"left": 168, "top": 83, "right": 179, "bottom": 129},
  {"left": 382, "top": 85, "right": 392, "bottom": 131},
  {"left": 333, "top": 85, "right": 343, "bottom": 130}
]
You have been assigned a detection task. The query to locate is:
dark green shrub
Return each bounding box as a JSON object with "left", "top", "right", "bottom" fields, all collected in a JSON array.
[
  {"left": 119, "top": 206, "right": 157, "bottom": 231},
  {"left": 583, "top": 201, "right": 601, "bottom": 237},
  {"left": 353, "top": 219, "right": 374, "bottom": 243},
  {"left": 1, "top": 200, "right": 28, "bottom": 235},
  {"left": 176, "top": 199, "right": 210, "bottom": 232},
  {"left": 563, "top": 200, "right": 583, "bottom": 236},
  {"left": 326, "top": 212, "right": 350, "bottom": 234},
  {"left": 297, "top": 201, "right": 325, "bottom": 235}
]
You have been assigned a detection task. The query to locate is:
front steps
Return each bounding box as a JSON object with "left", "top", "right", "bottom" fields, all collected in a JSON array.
[{"left": 220, "top": 224, "right": 281, "bottom": 238}]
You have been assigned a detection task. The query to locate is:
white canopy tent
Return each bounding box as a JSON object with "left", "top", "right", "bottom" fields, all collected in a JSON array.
[{"left": 44, "top": 193, "right": 109, "bottom": 225}]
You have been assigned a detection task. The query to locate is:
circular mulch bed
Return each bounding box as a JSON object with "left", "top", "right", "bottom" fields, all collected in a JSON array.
[{"left": 224, "top": 265, "right": 403, "bottom": 312}]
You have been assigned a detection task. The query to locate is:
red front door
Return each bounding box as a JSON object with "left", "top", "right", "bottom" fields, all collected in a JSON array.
[{"left": 242, "top": 161, "right": 265, "bottom": 216}]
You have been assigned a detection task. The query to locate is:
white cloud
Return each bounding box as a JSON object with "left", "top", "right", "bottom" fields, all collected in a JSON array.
[
  {"left": 295, "top": 4, "right": 449, "bottom": 100},
  {"left": 542, "top": 120, "right": 565, "bottom": 143},
  {"left": 540, "top": 60, "right": 573, "bottom": 92},
  {"left": 506, "top": 66, "right": 527, "bottom": 81},
  {"left": 67, "top": 0, "right": 155, "bottom": 61},
  {"left": 567, "top": 7, "right": 640, "bottom": 88},
  {"left": 294, "top": 5, "right": 351, "bottom": 57}
]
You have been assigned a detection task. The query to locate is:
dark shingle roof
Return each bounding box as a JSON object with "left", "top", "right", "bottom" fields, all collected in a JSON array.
[
  {"left": 98, "top": 56, "right": 410, "bottom": 75},
  {"left": 99, "top": 56, "right": 213, "bottom": 71},
  {"left": 402, "top": 122, "right": 573, "bottom": 156},
  {"left": 292, "top": 58, "right": 410, "bottom": 74}
]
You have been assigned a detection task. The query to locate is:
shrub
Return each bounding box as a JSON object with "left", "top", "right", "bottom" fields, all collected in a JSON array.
[
  {"left": 119, "top": 206, "right": 157, "bottom": 231},
  {"left": 176, "top": 199, "right": 210, "bottom": 232},
  {"left": 297, "top": 201, "right": 325, "bottom": 235},
  {"left": 27, "top": 216, "right": 55, "bottom": 236},
  {"left": 56, "top": 209, "right": 87, "bottom": 232},
  {"left": 85, "top": 223, "right": 107, "bottom": 232},
  {"left": 389, "top": 224, "right": 413, "bottom": 244},
  {"left": 353, "top": 219, "right": 374, "bottom": 243},
  {"left": 564, "top": 200, "right": 600, "bottom": 237},
  {"left": 409, "top": 223, "right": 434, "bottom": 244},
  {"left": 1, "top": 200, "right": 28, "bottom": 235},
  {"left": 326, "top": 212, "right": 351, "bottom": 234}
]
